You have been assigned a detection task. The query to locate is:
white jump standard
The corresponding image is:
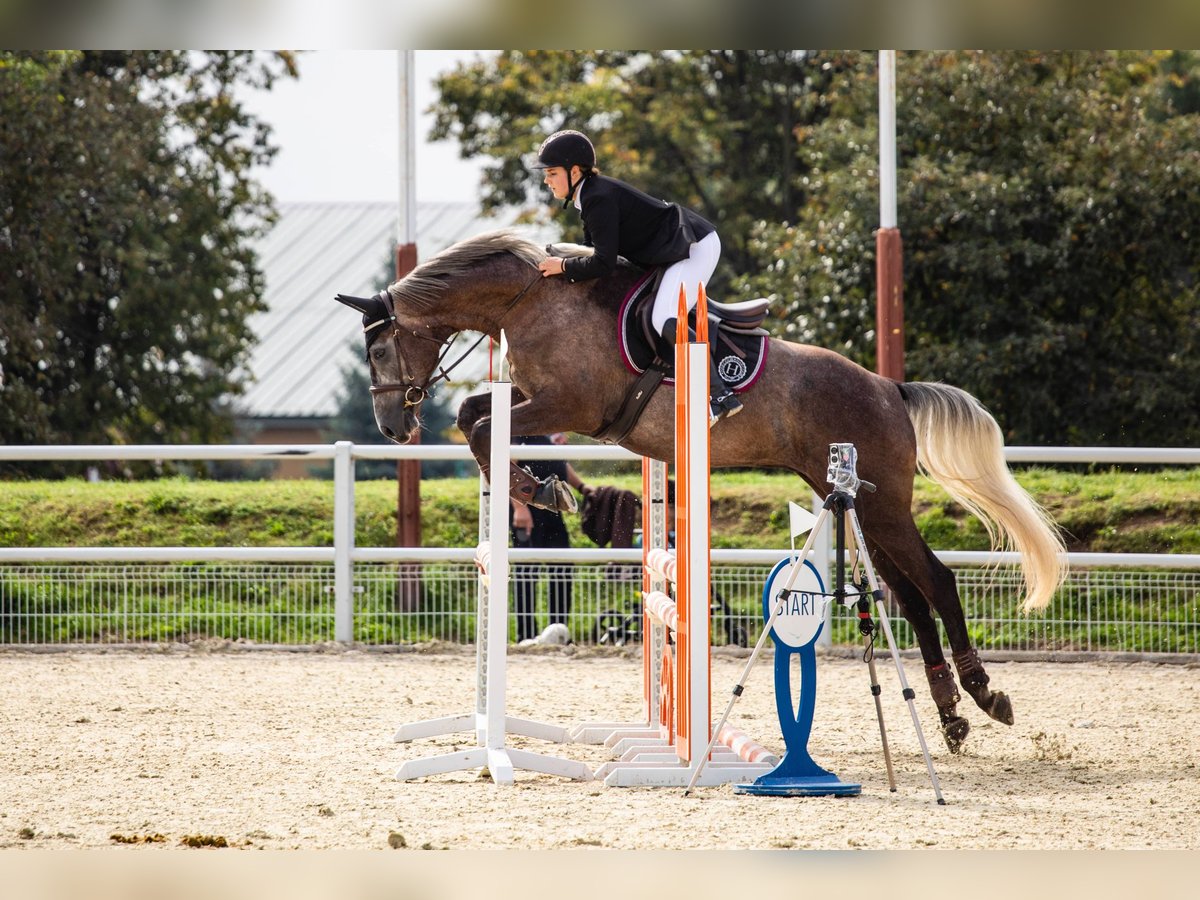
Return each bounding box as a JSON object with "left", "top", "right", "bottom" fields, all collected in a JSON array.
[{"left": 393, "top": 335, "right": 591, "bottom": 785}]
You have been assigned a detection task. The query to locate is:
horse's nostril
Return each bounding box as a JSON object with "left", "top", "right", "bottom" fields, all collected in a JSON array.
[{"left": 381, "top": 426, "right": 396, "bottom": 441}]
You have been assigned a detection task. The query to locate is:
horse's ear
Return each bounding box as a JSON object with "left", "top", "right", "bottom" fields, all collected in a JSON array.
[{"left": 334, "top": 293, "right": 374, "bottom": 315}]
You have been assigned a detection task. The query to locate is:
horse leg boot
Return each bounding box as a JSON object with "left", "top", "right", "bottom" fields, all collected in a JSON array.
[
  {"left": 925, "top": 662, "right": 971, "bottom": 753},
  {"left": 475, "top": 458, "right": 576, "bottom": 514},
  {"left": 953, "top": 647, "right": 1014, "bottom": 725},
  {"left": 506, "top": 463, "right": 577, "bottom": 513}
]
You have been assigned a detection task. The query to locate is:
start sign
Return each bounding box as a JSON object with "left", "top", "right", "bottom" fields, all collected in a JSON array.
[{"left": 762, "top": 557, "right": 827, "bottom": 649}]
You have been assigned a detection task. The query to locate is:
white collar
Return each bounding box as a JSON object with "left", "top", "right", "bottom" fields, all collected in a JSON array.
[{"left": 572, "top": 177, "right": 585, "bottom": 211}]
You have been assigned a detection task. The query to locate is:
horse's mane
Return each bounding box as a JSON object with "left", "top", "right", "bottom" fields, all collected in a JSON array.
[{"left": 386, "top": 229, "right": 547, "bottom": 310}]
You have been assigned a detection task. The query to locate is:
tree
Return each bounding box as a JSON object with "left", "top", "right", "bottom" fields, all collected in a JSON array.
[
  {"left": 734, "top": 51, "right": 1200, "bottom": 445},
  {"left": 0, "top": 51, "right": 297, "bottom": 451}
]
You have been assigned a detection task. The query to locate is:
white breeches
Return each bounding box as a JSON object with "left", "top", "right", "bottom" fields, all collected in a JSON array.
[{"left": 651, "top": 231, "right": 721, "bottom": 335}]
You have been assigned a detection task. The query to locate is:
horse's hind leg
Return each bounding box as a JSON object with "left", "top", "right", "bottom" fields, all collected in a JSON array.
[
  {"left": 867, "top": 552, "right": 972, "bottom": 753},
  {"left": 872, "top": 524, "right": 1015, "bottom": 729}
]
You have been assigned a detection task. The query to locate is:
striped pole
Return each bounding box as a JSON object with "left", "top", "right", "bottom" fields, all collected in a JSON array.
[{"left": 674, "top": 283, "right": 711, "bottom": 763}]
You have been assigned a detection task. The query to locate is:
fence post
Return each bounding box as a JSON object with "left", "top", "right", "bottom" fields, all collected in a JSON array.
[{"left": 334, "top": 440, "right": 355, "bottom": 643}]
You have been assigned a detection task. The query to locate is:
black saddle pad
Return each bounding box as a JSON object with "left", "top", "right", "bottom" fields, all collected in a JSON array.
[{"left": 617, "top": 272, "right": 769, "bottom": 392}]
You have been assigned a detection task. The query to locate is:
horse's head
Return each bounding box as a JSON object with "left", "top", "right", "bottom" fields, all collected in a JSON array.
[
  {"left": 335, "top": 231, "right": 552, "bottom": 443},
  {"left": 333, "top": 290, "right": 453, "bottom": 443}
]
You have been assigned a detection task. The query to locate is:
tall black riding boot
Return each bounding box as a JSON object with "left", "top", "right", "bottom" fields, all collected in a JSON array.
[{"left": 659, "top": 318, "right": 678, "bottom": 353}]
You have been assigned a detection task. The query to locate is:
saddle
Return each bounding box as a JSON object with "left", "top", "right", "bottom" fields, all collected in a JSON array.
[
  {"left": 595, "top": 270, "right": 771, "bottom": 443},
  {"left": 543, "top": 245, "right": 772, "bottom": 444},
  {"left": 618, "top": 270, "right": 770, "bottom": 391}
]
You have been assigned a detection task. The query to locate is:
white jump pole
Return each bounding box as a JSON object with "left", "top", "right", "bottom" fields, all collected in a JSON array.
[{"left": 394, "top": 332, "right": 591, "bottom": 784}]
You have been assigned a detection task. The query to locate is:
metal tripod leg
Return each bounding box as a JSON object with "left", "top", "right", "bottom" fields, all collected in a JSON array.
[
  {"left": 845, "top": 507, "right": 945, "bottom": 805},
  {"left": 864, "top": 650, "right": 897, "bottom": 792},
  {"left": 682, "top": 504, "right": 835, "bottom": 796}
]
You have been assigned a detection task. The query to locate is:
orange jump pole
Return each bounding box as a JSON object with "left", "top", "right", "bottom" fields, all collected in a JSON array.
[{"left": 585, "top": 284, "right": 775, "bottom": 787}]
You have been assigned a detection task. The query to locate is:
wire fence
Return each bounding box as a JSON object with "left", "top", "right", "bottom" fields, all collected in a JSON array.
[{"left": 2, "top": 561, "right": 1197, "bottom": 654}]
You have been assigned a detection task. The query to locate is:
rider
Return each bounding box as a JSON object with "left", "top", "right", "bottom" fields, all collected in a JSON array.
[{"left": 533, "top": 129, "right": 743, "bottom": 426}]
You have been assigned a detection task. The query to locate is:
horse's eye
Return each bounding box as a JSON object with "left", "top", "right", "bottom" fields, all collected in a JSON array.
[{"left": 371, "top": 346, "right": 386, "bottom": 360}]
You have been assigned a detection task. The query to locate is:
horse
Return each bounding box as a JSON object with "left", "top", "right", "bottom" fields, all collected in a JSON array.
[{"left": 334, "top": 228, "right": 1066, "bottom": 753}]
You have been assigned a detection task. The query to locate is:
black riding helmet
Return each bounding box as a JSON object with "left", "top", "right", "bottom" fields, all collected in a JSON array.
[{"left": 534, "top": 130, "right": 596, "bottom": 208}]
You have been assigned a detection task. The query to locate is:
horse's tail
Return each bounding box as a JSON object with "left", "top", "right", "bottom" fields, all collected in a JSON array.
[{"left": 898, "top": 381, "right": 1066, "bottom": 613}]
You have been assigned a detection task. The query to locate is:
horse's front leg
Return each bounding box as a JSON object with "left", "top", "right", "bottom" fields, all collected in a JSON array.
[{"left": 457, "top": 390, "right": 577, "bottom": 513}]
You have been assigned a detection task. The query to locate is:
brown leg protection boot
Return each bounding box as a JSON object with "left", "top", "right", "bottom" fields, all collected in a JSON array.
[
  {"left": 926, "top": 662, "right": 970, "bottom": 753},
  {"left": 507, "top": 463, "right": 577, "bottom": 513},
  {"left": 953, "top": 648, "right": 1014, "bottom": 725}
]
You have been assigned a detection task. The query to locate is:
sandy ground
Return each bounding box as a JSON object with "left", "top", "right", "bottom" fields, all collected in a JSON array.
[{"left": 1, "top": 645, "right": 1198, "bottom": 852}]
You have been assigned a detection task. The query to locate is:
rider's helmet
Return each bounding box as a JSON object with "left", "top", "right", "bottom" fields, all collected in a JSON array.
[
  {"left": 534, "top": 130, "right": 596, "bottom": 171},
  {"left": 534, "top": 130, "right": 596, "bottom": 208}
]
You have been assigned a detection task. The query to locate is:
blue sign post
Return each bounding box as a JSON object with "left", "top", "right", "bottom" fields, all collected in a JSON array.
[{"left": 734, "top": 558, "right": 861, "bottom": 797}]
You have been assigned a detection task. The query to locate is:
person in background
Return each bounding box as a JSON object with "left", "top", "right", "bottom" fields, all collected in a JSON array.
[{"left": 510, "top": 433, "right": 590, "bottom": 643}]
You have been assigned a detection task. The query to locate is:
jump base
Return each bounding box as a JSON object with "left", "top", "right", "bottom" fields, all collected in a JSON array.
[{"left": 734, "top": 775, "right": 861, "bottom": 797}]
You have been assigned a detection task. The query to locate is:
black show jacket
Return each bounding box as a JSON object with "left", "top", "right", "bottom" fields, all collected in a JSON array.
[{"left": 562, "top": 175, "right": 715, "bottom": 283}]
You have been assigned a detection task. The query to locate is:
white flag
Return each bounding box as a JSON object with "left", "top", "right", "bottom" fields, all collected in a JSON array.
[{"left": 788, "top": 501, "right": 817, "bottom": 541}]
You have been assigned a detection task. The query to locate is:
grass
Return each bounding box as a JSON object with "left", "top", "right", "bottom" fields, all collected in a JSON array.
[
  {"left": 2, "top": 468, "right": 1198, "bottom": 651},
  {"left": 4, "top": 467, "right": 1199, "bottom": 553}
]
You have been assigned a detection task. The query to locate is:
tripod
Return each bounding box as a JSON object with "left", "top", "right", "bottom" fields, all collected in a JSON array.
[{"left": 685, "top": 443, "right": 945, "bottom": 804}]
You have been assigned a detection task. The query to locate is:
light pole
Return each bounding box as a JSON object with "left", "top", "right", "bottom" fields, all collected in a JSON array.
[{"left": 876, "top": 50, "right": 905, "bottom": 382}]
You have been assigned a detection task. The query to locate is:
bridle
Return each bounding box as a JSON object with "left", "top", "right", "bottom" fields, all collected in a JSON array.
[{"left": 362, "top": 270, "right": 542, "bottom": 407}]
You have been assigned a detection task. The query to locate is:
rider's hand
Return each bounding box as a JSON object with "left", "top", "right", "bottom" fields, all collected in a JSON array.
[
  {"left": 537, "top": 258, "right": 565, "bottom": 277},
  {"left": 512, "top": 502, "right": 533, "bottom": 531}
]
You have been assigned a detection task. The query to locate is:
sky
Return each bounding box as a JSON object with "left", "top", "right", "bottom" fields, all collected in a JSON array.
[{"left": 240, "top": 50, "right": 493, "bottom": 205}]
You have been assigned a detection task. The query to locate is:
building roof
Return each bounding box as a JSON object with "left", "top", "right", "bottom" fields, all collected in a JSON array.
[{"left": 237, "top": 201, "right": 553, "bottom": 422}]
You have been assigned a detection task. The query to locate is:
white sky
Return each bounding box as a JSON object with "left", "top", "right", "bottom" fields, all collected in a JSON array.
[{"left": 240, "top": 50, "right": 493, "bottom": 204}]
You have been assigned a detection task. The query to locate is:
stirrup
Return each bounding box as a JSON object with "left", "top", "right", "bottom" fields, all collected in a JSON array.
[{"left": 708, "top": 392, "right": 743, "bottom": 428}]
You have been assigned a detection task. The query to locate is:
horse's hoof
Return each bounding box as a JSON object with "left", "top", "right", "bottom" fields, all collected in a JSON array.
[
  {"left": 530, "top": 476, "right": 578, "bottom": 513},
  {"left": 941, "top": 715, "right": 970, "bottom": 753},
  {"left": 987, "top": 690, "right": 1014, "bottom": 726}
]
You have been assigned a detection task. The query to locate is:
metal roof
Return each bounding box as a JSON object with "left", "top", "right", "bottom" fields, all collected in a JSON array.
[{"left": 237, "top": 201, "right": 554, "bottom": 421}]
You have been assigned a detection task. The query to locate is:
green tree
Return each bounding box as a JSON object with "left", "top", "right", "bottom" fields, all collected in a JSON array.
[
  {"left": 0, "top": 50, "right": 297, "bottom": 450},
  {"left": 735, "top": 51, "right": 1200, "bottom": 445}
]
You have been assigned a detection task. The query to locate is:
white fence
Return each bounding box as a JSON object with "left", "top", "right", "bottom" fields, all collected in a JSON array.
[{"left": 1, "top": 443, "right": 1199, "bottom": 653}]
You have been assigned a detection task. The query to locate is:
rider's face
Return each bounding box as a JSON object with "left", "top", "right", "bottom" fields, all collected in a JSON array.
[{"left": 543, "top": 166, "right": 579, "bottom": 201}]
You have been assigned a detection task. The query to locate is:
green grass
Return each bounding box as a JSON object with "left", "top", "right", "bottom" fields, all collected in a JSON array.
[
  {"left": 2, "top": 469, "right": 1198, "bottom": 651},
  {"left": 3, "top": 467, "right": 1200, "bottom": 552}
]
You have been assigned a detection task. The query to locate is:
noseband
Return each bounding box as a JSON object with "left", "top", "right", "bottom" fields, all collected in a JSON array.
[
  {"left": 363, "top": 289, "right": 434, "bottom": 408},
  {"left": 362, "top": 271, "right": 542, "bottom": 407}
]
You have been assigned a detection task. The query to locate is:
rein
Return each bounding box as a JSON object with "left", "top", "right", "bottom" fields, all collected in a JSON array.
[{"left": 365, "top": 269, "right": 542, "bottom": 407}]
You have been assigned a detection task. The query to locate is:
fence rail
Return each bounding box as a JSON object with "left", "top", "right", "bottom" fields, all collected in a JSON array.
[{"left": 2, "top": 442, "right": 1198, "bottom": 653}]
